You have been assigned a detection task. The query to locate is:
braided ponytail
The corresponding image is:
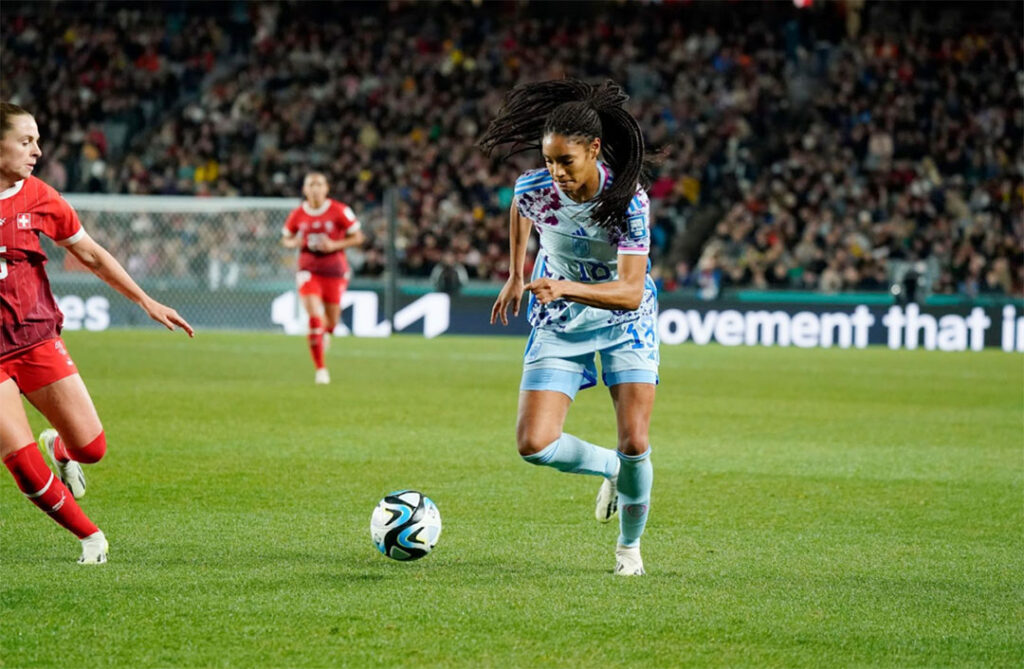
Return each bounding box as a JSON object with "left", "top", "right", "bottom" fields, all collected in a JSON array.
[{"left": 479, "top": 79, "right": 649, "bottom": 232}]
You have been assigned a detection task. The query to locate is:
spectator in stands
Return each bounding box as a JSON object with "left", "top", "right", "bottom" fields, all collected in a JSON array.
[
  {"left": 3, "top": 0, "right": 1020, "bottom": 296},
  {"left": 430, "top": 250, "right": 469, "bottom": 295}
]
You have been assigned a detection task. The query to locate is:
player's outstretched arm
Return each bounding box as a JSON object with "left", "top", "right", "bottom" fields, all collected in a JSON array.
[
  {"left": 281, "top": 233, "right": 303, "bottom": 249},
  {"left": 491, "top": 202, "right": 532, "bottom": 326},
  {"left": 138, "top": 299, "right": 195, "bottom": 337},
  {"left": 66, "top": 232, "right": 195, "bottom": 337},
  {"left": 318, "top": 228, "right": 365, "bottom": 253},
  {"left": 526, "top": 253, "right": 647, "bottom": 311},
  {"left": 491, "top": 275, "right": 525, "bottom": 326}
]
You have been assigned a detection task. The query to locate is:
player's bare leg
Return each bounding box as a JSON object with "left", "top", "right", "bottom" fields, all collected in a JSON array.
[
  {"left": 26, "top": 374, "right": 105, "bottom": 498},
  {"left": 516, "top": 390, "right": 572, "bottom": 457},
  {"left": 0, "top": 380, "right": 37, "bottom": 460},
  {"left": 25, "top": 373, "right": 103, "bottom": 448},
  {"left": 1, "top": 378, "right": 107, "bottom": 563},
  {"left": 517, "top": 389, "right": 620, "bottom": 503},
  {"left": 300, "top": 293, "right": 326, "bottom": 323},
  {"left": 301, "top": 293, "right": 330, "bottom": 384},
  {"left": 610, "top": 383, "right": 654, "bottom": 457},
  {"left": 323, "top": 301, "right": 341, "bottom": 354},
  {"left": 608, "top": 382, "right": 656, "bottom": 575}
]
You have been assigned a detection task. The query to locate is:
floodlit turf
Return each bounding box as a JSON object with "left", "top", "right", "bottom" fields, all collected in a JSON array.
[{"left": 1, "top": 331, "right": 1021, "bottom": 667}]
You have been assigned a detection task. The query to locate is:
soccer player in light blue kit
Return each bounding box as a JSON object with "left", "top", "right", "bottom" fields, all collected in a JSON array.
[{"left": 480, "top": 79, "right": 657, "bottom": 575}]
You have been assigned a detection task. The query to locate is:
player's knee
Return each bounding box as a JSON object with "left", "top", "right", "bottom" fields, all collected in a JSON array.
[
  {"left": 308, "top": 316, "right": 324, "bottom": 333},
  {"left": 69, "top": 431, "right": 106, "bottom": 464},
  {"left": 617, "top": 433, "right": 649, "bottom": 458},
  {"left": 516, "top": 428, "right": 558, "bottom": 458}
]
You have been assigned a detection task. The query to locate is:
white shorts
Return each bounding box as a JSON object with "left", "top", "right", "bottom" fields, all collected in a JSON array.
[{"left": 520, "top": 313, "right": 659, "bottom": 400}]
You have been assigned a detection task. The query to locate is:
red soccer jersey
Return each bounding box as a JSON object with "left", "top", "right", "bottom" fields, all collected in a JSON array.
[
  {"left": 0, "top": 177, "right": 85, "bottom": 355},
  {"left": 283, "top": 199, "right": 361, "bottom": 278}
]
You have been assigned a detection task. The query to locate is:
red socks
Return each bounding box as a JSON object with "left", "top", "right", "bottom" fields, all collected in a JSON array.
[
  {"left": 308, "top": 316, "right": 325, "bottom": 369},
  {"left": 3, "top": 444, "right": 99, "bottom": 539},
  {"left": 52, "top": 432, "right": 106, "bottom": 464}
]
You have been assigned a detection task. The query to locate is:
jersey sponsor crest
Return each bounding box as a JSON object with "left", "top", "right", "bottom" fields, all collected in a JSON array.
[{"left": 571, "top": 234, "right": 591, "bottom": 257}]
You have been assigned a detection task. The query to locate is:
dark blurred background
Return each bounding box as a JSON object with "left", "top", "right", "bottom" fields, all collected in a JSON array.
[{"left": 2, "top": 0, "right": 1021, "bottom": 299}]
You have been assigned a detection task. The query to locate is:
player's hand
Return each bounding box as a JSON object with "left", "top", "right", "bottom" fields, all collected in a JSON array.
[
  {"left": 490, "top": 276, "right": 525, "bottom": 326},
  {"left": 524, "top": 278, "right": 564, "bottom": 306},
  {"left": 142, "top": 298, "right": 195, "bottom": 338},
  {"left": 305, "top": 234, "right": 335, "bottom": 252}
]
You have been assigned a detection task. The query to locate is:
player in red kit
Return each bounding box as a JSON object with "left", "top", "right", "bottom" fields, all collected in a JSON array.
[
  {"left": 281, "top": 172, "right": 365, "bottom": 384},
  {"left": 0, "top": 102, "right": 194, "bottom": 564}
]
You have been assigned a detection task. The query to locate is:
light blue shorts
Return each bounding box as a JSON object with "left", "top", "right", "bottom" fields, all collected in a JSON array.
[{"left": 520, "top": 315, "right": 660, "bottom": 400}]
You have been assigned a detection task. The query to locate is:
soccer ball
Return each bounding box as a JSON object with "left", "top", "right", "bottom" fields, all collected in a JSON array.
[{"left": 370, "top": 490, "right": 442, "bottom": 561}]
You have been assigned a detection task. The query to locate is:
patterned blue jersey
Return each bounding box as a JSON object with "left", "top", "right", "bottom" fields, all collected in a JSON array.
[{"left": 514, "top": 162, "right": 656, "bottom": 333}]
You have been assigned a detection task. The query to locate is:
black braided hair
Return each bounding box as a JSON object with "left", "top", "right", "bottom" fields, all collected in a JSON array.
[{"left": 479, "top": 79, "right": 649, "bottom": 232}]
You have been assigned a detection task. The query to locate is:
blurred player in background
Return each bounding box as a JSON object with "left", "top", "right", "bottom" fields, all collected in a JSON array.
[
  {"left": 0, "top": 102, "right": 194, "bottom": 564},
  {"left": 481, "top": 80, "right": 658, "bottom": 576},
  {"left": 281, "top": 172, "right": 365, "bottom": 385}
]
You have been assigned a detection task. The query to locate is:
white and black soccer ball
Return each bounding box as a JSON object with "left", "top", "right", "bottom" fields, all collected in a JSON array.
[{"left": 370, "top": 490, "right": 442, "bottom": 561}]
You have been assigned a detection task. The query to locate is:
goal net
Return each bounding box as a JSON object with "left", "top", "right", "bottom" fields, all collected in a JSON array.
[{"left": 47, "top": 194, "right": 326, "bottom": 332}]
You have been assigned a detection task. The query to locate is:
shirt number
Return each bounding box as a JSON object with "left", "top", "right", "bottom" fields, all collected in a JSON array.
[{"left": 627, "top": 321, "right": 656, "bottom": 349}]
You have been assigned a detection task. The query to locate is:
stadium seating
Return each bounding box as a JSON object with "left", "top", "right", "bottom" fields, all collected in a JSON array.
[{"left": 2, "top": 0, "right": 1020, "bottom": 296}]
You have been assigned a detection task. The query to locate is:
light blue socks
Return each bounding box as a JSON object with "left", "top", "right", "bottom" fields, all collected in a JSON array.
[
  {"left": 523, "top": 436, "right": 652, "bottom": 547},
  {"left": 522, "top": 433, "right": 618, "bottom": 478},
  {"left": 616, "top": 449, "right": 652, "bottom": 548}
]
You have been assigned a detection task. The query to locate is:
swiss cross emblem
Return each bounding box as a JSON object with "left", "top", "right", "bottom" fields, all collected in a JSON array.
[{"left": 16, "top": 213, "right": 31, "bottom": 229}]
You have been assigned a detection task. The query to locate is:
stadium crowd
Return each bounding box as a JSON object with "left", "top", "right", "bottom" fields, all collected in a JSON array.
[{"left": 2, "top": 1, "right": 1021, "bottom": 297}]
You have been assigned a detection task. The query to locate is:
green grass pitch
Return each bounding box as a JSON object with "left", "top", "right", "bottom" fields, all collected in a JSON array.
[{"left": 2, "top": 331, "right": 1021, "bottom": 667}]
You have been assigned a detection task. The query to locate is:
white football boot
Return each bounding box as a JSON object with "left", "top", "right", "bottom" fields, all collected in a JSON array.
[
  {"left": 595, "top": 467, "right": 619, "bottom": 523},
  {"left": 79, "top": 530, "right": 109, "bottom": 565},
  {"left": 39, "top": 429, "right": 86, "bottom": 499},
  {"left": 314, "top": 368, "right": 331, "bottom": 385},
  {"left": 615, "top": 544, "right": 645, "bottom": 576}
]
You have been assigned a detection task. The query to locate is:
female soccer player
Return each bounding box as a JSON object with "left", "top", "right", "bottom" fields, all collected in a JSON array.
[
  {"left": 480, "top": 80, "right": 658, "bottom": 575},
  {"left": 0, "top": 102, "right": 194, "bottom": 564},
  {"left": 281, "top": 172, "right": 365, "bottom": 384}
]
